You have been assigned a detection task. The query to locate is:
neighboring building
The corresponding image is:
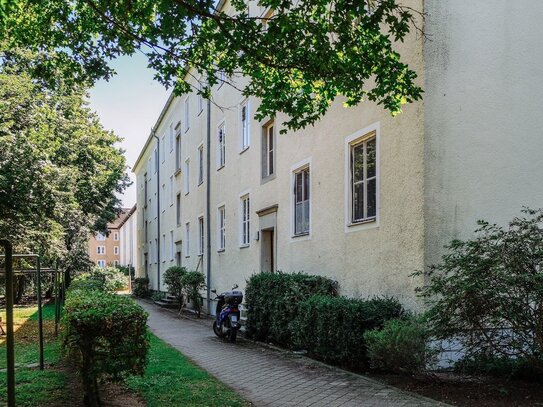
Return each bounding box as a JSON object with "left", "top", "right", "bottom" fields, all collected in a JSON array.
[
  {"left": 88, "top": 209, "right": 131, "bottom": 268},
  {"left": 133, "top": 0, "right": 543, "bottom": 313},
  {"left": 119, "top": 205, "right": 138, "bottom": 271}
]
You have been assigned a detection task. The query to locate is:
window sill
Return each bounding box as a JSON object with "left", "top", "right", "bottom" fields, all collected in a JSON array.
[
  {"left": 174, "top": 169, "right": 182, "bottom": 177},
  {"left": 239, "top": 244, "right": 250, "bottom": 249},
  {"left": 184, "top": 127, "right": 190, "bottom": 134},
  {"left": 217, "top": 248, "right": 225, "bottom": 253},
  {"left": 198, "top": 181, "right": 203, "bottom": 187},
  {"left": 197, "top": 109, "right": 203, "bottom": 117},
  {"left": 348, "top": 217, "right": 377, "bottom": 227},
  {"left": 217, "top": 165, "right": 225, "bottom": 172},
  {"left": 261, "top": 173, "right": 276, "bottom": 185},
  {"left": 239, "top": 146, "right": 250, "bottom": 155},
  {"left": 185, "top": 256, "right": 190, "bottom": 258},
  {"left": 185, "top": 191, "right": 190, "bottom": 196},
  {"left": 292, "top": 232, "right": 310, "bottom": 238}
]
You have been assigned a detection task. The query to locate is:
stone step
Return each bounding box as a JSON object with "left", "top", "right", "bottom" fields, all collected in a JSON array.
[{"left": 155, "top": 299, "right": 180, "bottom": 309}]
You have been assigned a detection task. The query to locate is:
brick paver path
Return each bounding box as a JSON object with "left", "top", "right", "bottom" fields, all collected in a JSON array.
[{"left": 139, "top": 301, "right": 445, "bottom": 407}]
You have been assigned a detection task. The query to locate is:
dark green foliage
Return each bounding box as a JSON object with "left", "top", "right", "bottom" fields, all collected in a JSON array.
[
  {"left": 69, "top": 267, "right": 127, "bottom": 293},
  {"left": 244, "top": 271, "right": 338, "bottom": 346},
  {"left": 1, "top": 1, "right": 423, "bottom": 132},
  {"left": 292, "top": 295, "right": 404, "bottom": 369},
  {"left": 364, "top": 316, "right": 437, "bottom": 374},
  {"left": 416, "top": 208, "right": 543, "bottom": 375},
  {"left": 163, "top": 266, "right": 188, "bottom": 309},
  {"left": 63, "top": 287, "right": 149, "bottom": 406},
  {"left": 181, "top": 271, "right": 206, "bottom": 317},
  {"left": 133, "top": 277, "right": 150, "bottom": 298},
  {"left": 454, "top": 352, "right": 543, "bottom": 382}
]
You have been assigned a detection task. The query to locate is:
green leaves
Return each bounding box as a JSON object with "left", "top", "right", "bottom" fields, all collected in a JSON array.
[{"left": 2, "top": 0, "right": 423, "bottom": 132}]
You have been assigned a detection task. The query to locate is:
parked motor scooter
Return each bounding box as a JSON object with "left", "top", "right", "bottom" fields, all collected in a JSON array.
[{"left": 212, "top": 284, "right": 243, "bottom": 343}]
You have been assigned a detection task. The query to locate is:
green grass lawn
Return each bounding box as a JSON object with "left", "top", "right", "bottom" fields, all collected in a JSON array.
[
  {"left": 125, "top": 334, "right": 250, "bottom": 407},
  {"left": 0, "top": 303, "right": 70, "bottom": 407},
  {"left": 2, "top": 302, "right": 248, "bottom": 406}
]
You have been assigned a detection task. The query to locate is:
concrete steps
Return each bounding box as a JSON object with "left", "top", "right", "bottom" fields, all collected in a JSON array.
[{"left": 154, "top": 294, "right": 180, "bottom": 309}]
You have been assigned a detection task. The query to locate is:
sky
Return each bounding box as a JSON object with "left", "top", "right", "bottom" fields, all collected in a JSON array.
[{"left": 88, "top": 53, "right": 170, "bottom": 208}]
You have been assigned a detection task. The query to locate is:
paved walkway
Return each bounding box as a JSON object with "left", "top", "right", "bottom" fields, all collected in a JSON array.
[{"left": 139, "top": 301, "right": 444, "bottom": 407}]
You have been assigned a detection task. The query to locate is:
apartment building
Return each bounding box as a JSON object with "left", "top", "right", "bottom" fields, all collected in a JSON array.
[
  {"left": 119, "top": 205, "right": 138, "bottom": 270},
  {"left": 88, "top": 208, "right": 131, "bottom": 268},
  {"left": 133, "top": 0, "right": 543, "bottom": 313}
]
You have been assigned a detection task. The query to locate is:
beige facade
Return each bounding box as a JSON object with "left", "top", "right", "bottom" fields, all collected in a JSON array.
[
  {"left": 119, "top": 205, "right": 138, "bottom": 269},
  {"left": 88, "top": 209, "right": 131, "bottom": 268},
  {"left": 133, "top": 0, "right": 543, "bottom": 313}
]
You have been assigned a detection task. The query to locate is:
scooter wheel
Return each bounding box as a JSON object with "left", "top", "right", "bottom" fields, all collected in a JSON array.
[
  {"left": 212, "top": 321, "right": 222, "bottom": 338},
  {"left": 228, "top": 328, "right": 238, "bottom": 343}
]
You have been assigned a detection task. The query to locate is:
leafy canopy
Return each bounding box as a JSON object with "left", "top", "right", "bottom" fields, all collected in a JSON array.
[{"left": 0, "top": 0, "right": 423, "bottom": 131}]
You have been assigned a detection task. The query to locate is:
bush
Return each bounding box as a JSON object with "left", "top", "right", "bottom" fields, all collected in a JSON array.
[
  {"left": 63, "top": 288, "right": 149, "bottom": 406},
  {"left": 133, "top": 277, "right": 149, "bottom": 298},
  {"left": 364, "top": 316, "right": 437, "bottom": 374},
  {"left": 181, "top": 271, "right": 206, "bottom": 317},
  {"left": 69, "top": 274, "right": 106, "bottom": 292},
  {"left": 416, "top": 208, "right": 543, "bottom": 375},
  {"left": 454, "top": 352, "right": 543, "bottom": 381},
  {"left": 245, "top": 271, "right": 338, "bottom": 346},
  {"left": 292, "top": 295, "right": 404, "bottom": 369},
  {"left": 75, "top": 266, "right": 127, "bottom": 292},
  {"left": 163, "top": 266, "right": 187, "bottom": 309}
]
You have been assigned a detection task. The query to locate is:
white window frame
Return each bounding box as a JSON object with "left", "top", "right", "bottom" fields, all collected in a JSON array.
[
  {"left": 169, "top": 122, "right": 174, "bottom": 152},
  {"left": 113, "top": 232, "right": 119, "bottom": 241},
  {"left": 290, "top": 158, "right": 312, "bottom": 240},
  {"left": 161, "top": 233, "right": 166, "bottom": 262},
  {"left": 97, "top": 246, "right": 106, "bottom": 255},
  {"left": 344, "top": 122, "right": 380, "bottom": 233},
  {"left": 154, "top": 238, "right": 158, "bottom": 263},
  {"left": 184, "top": 97, "right": 190, "bottom": 133},
  {"left": 184, "top": 157, "right": 190, "bottom": 194},
  {"left": 161, "top": 183, "right": 166, "bottom": 212},
  {"left": 262, "top": 120, "right": 275, "bottom": 179},
  {"left": 239, "top": 99, "right": 250, "bottom": 152},
  {"left": 198, "top": 215, "right": 204, "bottom": 256},
  {"left": 176, "top": 193, "right": 182, "bottom": 226},
  {"left": 218, "top": 70, "right": 226, "bottom": 88},
  {"left": 197, "top": 143, "right": 204, "bottom": 185},
  {"left": 170, "top": 230, "right": 174, "bottom": 261},
  {"left": 114, "top": 246, "right": 119, "bottom": 255},
  {"left": 97, "top": 260, "right": 106, "bottom": 268},
  {"left": 161, "top": 134, "right": 166, "bottom": 162},
  {"left": 198, "top": 80, "right": 204, "bottom": 114},
  {"left": 217, "top": 121, "right": 226, "bottom": 169},
  {"left": 113, "top": 260, "right": 119, "bottom": 267},
  {"left": 169, "top": 176, "right": 174, "bottom": 206},
  {"left": 96, "top": 233, "right": 106, "bottom": 241},
  {"left": 239, "top": 192, "right": 250, "bottom": 247},
  {"left": 217, "top": 204, "right": 226, "bottom": 252},
  {"left": 175, "top": 123, "right": 182, "bottom": 172},
  {"left": 185, "top": 222, "right": 190, "bottom": 257}
]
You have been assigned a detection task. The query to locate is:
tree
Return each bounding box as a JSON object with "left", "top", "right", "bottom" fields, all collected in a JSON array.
[
  {"left": 0, "top": 0, "right": 423, "bottom": 132},
  {"left": 416, "top": 208, "right": 543, "bottom": 375},
  {"left": 0, "top": 55, "right": 129, "bottom": 295}
]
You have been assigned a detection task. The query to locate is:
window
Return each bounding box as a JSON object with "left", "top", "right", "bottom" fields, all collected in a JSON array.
[
  {"left": 170, "top": 230, "right": 174, "bottom": 261},
  {"left": 185, "top": 222, "right": 190, "bottom": 257},
  {"left": 97, "top": 260, "right": 106, "bottom": 268},
  {"left": 114, "top": 246, "right": 119, "bottom": 255},
  {"left": 96, "top": 233, "right": 106, "bottom": 241},
  {"left": 217, "top": 206, "right": 226, "bottom": 251},
  {"left": 175, "top": 123, "right": 182, "bottom": 172},
  {"left": 218, "top": 70, "right": 226, "bottom": 88},
  {"left": 184, "top": 158, "right": 190, "bottom": 194},
  {"left": 154, "top": 238, "right": 158, "bottom": 263},
  {"left": 113, "top": 260, "right": 119, "bottom": 267},
  {"left": 144, "top": 220, "right": 148, "bottom": 241},
  {"left": 240, "top": 195, "right": 250, "bottom": 246},
  {"left": 184, "top": 97, "right": 190, "bottom": 132},
  {"left": 198, "top": 144, "right": 204, "bottom": 185},
  {"left": 169, "top": 123, "right": 174, "bottom": 152},
  {"left": 169, "top": 176, "right": 174, "bottom": 206},
  {"left": 149, "top": 241, "right": 152, "bottom": 265},
  {"left": 261, "top": 8, "right": 274, "bottom": 31},
  {"left": 97, "top": 246, "right": 106, "bottom": 255},
  {"left": 293, "top": 166, "right": 310, "bottom": 236},
  {"left": 240, "top": 100, "right": 250, "bottom": 150},
  {"left": 198, "top": 216, "right": 204, "bottom": 256},
  {"left": 262, "top": 121, "right": 275, "bottom": 178},
  {"left": 113, "top": 232, "right": 119, "bottom": 241},
  {"left": 161, "top": 134, "right": 166, "bottom": 162},
  {"left": 162, "top": 233, "right": 166, "bottom": 262},
  {"left": 350, "top": 134, "right": 377, "bottom": 223},
  {"left": 154, "top": 147, "right": 158, "bottom": 173},
  {"left": 144, "top": 175, "right": 148, "bottom": 204},
  {"left": 217, "top": 122, "right": 226, "bottom": 169},
  {"left": 176, "top": 193, "right": 182, "bottom": 225},
  {"left": 161, "top": 184, "right": 165, "bottom": 212}
]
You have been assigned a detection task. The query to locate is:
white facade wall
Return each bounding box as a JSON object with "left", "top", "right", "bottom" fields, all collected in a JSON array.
[
  {"left": 423, "top": 1, "right": 543, "bottom": 267},
  {"left": 134, "top": 0, "right": 426, "bottom": 310},
  {"left": 119, "top": 207, "right": 138, "bottom": 269}
]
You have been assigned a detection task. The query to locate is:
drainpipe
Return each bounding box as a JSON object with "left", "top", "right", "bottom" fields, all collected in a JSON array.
[
  {"left": 152, "top": 130, "right": 161, "bottom": 291},
  {"left": 206, "top": 97, "right": 212, "bottom": 314}
]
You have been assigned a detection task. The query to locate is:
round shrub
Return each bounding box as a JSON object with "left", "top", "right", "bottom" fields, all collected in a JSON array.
[
  {"left": 63, "top": 289, "right": 149, "bottom": 406},
  {"left": 163, "top": 266, "right": 187, "bottom": 308},
  {"left": 133, "top": 277, "right": 150, "bottom": 298},
  {"left": 181, "top": 271, "right": 206, "bottom": 317},
  {"left": 364, "top": 316, "right": 438, "bottom": 374}
]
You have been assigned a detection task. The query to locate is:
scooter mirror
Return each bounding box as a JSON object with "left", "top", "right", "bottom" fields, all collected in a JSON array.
[
  {"left": 211, "top": 289, "right": 217, "bottom": 294},
  {"left": 231, "top": 284, "right": 239, "bottom": 290}
]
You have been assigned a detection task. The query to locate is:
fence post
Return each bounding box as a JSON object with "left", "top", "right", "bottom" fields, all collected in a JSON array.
[{"left": 1, "top": 240, "right": 16, "bottom": 407}]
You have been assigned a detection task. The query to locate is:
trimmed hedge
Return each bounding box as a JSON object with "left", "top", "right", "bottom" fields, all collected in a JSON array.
[
  {"left": 63, "top": 286, "right": 149, "bottom": 406},
  {"left": 133, "top": 277, "right": 150, "bottom": 298},
  {"left": 292, "top": 295, "right": 404, "bottom": 369},
  {"left": 245, "top": 272, "right": 338, "bottom": 346}
]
